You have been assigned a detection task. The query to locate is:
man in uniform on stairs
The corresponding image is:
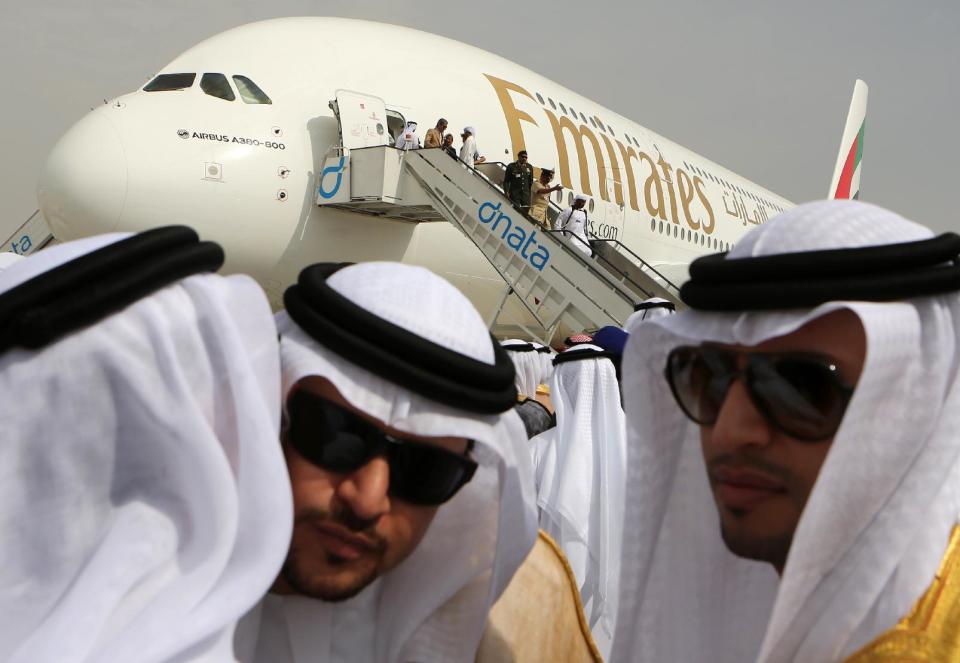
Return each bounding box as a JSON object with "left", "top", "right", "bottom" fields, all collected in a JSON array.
[
  {"left": 503, "top": 151, "right": 534, "bottom": 215},
  {"left": 529, "top": 167, "right": 563, "bottom": 228}
]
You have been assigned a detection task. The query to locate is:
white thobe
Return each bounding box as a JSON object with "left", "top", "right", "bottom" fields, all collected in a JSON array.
[
  {"left": 555, "top": 207, "right": 592, "bottom": 257},
  {"left": 235, "top": 582, "right": 381, "bottom": 662},
  {"left": 394, "top": 129, "right": 419, "bottom": 151},
  {"left": 459, "top": 136, "right": 480, "bottom": 167}
]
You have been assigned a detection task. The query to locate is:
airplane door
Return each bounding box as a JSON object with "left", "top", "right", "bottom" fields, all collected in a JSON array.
[
  {"left": 601, "top": 177, "right": 626, "bottom": 243},
  {"left": 331, "top": 90, "right": 389, "bottom": 151}
]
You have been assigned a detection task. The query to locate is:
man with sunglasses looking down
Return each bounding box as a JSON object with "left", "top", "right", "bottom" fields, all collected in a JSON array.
[
  {"left": 234, "top": 261, "right": 538, "bottom": 663},
  {"left": 611, "top": 200, "right": 960, "bottom": 663}
]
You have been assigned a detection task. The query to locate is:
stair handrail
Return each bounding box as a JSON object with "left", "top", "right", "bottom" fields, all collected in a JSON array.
[
  {"left": 479, "top": 159, "right": 681, "bottom": 298},
  {"left": 590, "top": 238, "right": 681, "bottom": 299},
  {"left": 412, "top": 149, "right": 657, "bottom": 303}
]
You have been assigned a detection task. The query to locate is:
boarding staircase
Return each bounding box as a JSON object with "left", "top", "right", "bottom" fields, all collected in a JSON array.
[
  {"left": 475, "top": 161, "right": 682, "bottom": 307},
  {"left": 316, "top": 145, "right": 680, "bottom": 341}
]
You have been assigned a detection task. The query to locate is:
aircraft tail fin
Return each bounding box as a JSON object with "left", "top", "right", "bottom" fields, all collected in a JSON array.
[{"left": 828, "top": 79, "right": 868, "bottom": 199}]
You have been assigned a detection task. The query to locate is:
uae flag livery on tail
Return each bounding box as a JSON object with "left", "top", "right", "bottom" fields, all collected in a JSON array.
[
  {"left": 834, "top": 120, "right": 865, "bottom": 199},
  {"left": 828, "top": 79, "right": 868, "bottom": 200}
]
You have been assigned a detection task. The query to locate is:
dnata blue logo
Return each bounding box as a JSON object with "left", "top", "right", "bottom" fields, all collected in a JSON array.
[
  {"left": 7, "top": 234, "right": 33, "bottom": 255},
  {"left": 318, "top": 156, "right": 347, "bottom": 199},
  {"left": 478, "top": 201, "right": 550, "bottom": 272}
]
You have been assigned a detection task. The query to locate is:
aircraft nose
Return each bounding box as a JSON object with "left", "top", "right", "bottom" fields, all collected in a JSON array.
[{"left": 38, "top": 111, "right": 127, "bottom": 240}]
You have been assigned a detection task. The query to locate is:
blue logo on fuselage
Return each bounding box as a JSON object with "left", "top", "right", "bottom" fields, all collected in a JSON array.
[
  {"left": 478, "top": 201, "right": 550, "bottom": 271},
  {"left": 318, "top": 156, "right": 347, "bottom": 199}
]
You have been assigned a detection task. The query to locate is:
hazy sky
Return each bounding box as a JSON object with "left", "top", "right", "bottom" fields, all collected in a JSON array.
[{"left": 3, "top": 0, "right": 958, "bottom": 240}]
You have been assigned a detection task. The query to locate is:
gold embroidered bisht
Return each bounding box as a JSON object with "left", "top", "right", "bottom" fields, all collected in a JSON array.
[{"left": 845, "top": 526, "right": 960, "bottom": 661}]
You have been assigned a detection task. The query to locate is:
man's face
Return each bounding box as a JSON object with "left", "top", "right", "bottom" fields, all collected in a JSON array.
[
  {"left": 518, "top": 153, "right": 528, "bottom": 164},
  {"left": 438, "top": 120, "right": 448, "bottom": 132},
  {"left": 276, "top": 376, "right": 471, "bottom": 601},
  {"left": 698, "top": 310, "right": 866, "bottom": 573}
]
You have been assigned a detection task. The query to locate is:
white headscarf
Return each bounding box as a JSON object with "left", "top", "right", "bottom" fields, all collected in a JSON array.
[
  {"left": 0, "top": 234, "right": 292, "bottom": 663},
  {"left": 394, "top": 121, "right": 419, "bottom": 151},
  {"left": 611, "top": 200, "right": 960, "bottom": 662},
  {"left": 0, "top": 252, "right": 23, "bottom": 271},
  {"left": 254, "top": 262, "right": 538, "bottom": 663},
  {"left": 623, "top": 296, "right": 674, "bottom": 330},
  {"left": 574, "top": 194, "right": 588, "bottom": 203},
  {"left": 501, "top": 339, "right": 551, "bottom": 398},
  {"left": 537, "top": 342, "right": 556, "bottom": 386},
  {"left": 533, "top": 344, "right": 627, "bottom": 659}
]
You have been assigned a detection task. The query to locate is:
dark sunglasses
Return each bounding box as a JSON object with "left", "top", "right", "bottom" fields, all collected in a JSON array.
[
  {"left": 664, "top": 345, "right": 855, "bottom": 441},
  {"left": 286, "top": 389, "right": 478, "bottom": 505}
]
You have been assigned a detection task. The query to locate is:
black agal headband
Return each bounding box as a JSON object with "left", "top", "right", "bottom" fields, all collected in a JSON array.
[
  {"left": 552, "top": 347, "right": 617, "bottom": 366},
  {"left": 283, "top": 263, "right": 518, "bottom": 414},
  {"left": 681, "top": 233, "right": 960, "bottom": 311},
  {"left": 634, "top": 300, "right": 676, "bottom": 313},
  {"left": 0, "top": 226, "right": 224, "bottom": 354},
  {"left": 502, "top": 342, "right": 552, "bottom": 354}
]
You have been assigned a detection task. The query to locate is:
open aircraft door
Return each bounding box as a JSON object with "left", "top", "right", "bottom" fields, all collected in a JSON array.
[
  {"left": 319, "top": 91, "right": 390, "bottom": 204},
  {"left": 330, "top": 90, "right": 389, "bottom": 151}
]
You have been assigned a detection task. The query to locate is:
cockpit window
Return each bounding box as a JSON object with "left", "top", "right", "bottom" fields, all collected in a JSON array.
[
  {"left": 143, "top": 73, "right": 196, "bottom": 91},
  {"left": 200, "top": 73, "right": 235, "bottom": 101},
  {"left": 232, "top": 75, "right": 272, "bottom": 104}
]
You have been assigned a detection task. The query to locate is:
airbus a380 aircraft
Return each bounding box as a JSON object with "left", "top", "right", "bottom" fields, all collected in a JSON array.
[{"left": 35, "top": 17, "right": 866, "bottom": 329}]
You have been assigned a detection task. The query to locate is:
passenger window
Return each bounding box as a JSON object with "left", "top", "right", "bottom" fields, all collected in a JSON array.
[
  {"left": 143, "top": 73, "right": 196, "bottom": 91},
  {"left": 201, "top": 73, "right": 235, "bottom": 101},
  {"left": 232, "top": 75, "right": 272, "bottom": 104}
]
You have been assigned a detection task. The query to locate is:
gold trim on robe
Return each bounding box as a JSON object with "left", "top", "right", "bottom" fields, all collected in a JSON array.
[
  {"left": 844, "top": 525, "right": 960, "bottom": 661},
  {"left": 476, "top": 530, "right": 603, "bottom": 663}
]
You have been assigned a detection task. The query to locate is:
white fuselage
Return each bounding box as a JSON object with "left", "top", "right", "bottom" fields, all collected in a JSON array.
[{"left": 38, "top": 17, "right": 793, "bottom": 316}]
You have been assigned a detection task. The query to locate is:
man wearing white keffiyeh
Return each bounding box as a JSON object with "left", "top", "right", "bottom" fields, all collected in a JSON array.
[
  {"left": 501, "top": 339, "right": 555, "bottom": 439},
  {"left": 532, "top": 344, "right": 627, "bottom": 659},
  {"left": 622, "top": 296, "right": 675, "bottom": 331},
  {"left": 235, "top": 261, "right": 538, "bottom": 663},
  {"left": 0, "top": 229, "right": 292, "bottom": 663},
  {"left": 611, "top": 200, "right": 960, "bottom": 662}
]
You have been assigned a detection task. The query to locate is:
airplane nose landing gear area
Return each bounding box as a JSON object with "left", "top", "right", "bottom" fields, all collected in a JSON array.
[{"left": 38, "top": 111, "right": 127, "bottom": 240}]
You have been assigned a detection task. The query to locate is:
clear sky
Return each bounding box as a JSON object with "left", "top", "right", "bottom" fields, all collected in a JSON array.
[{"left": 3, "top": 0, "right": 957, "bottom": 240}]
